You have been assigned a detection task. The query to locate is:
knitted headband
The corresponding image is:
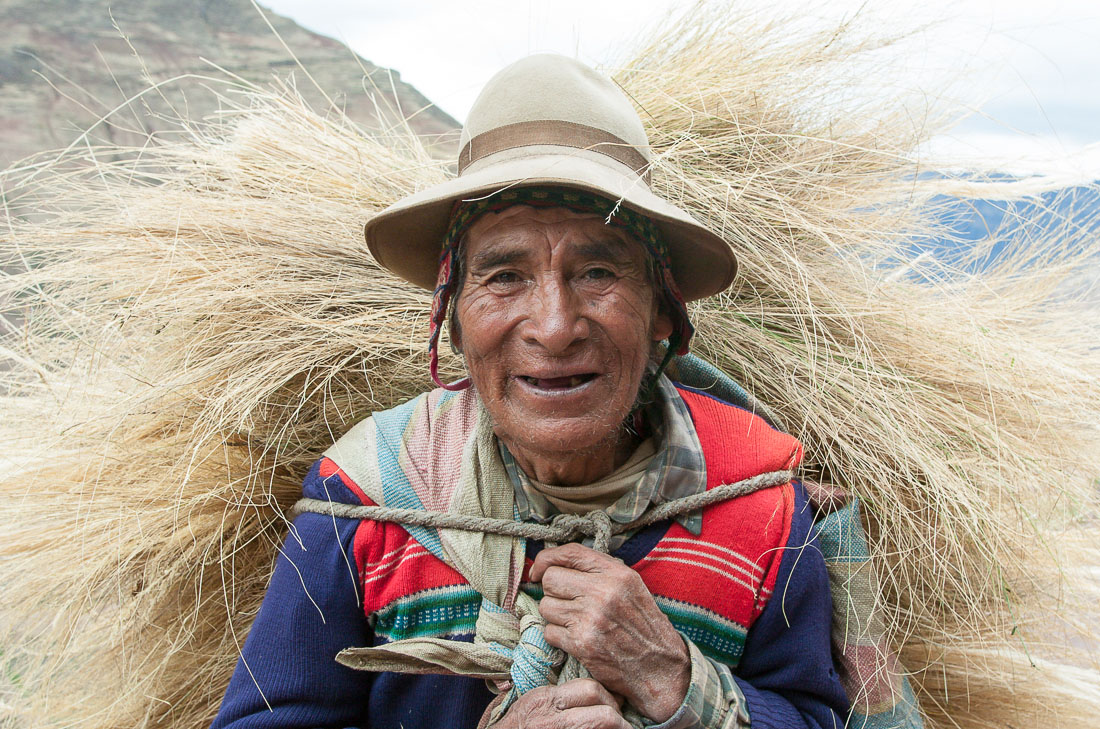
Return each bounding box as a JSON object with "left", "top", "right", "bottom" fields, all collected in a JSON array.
[{"left": 428, "top": 186, "right": 694, "bottom": 391}]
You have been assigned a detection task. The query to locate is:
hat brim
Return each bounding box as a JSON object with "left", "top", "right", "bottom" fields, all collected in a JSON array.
[{"left": 364, "top": 148, "right": 737, "bottom": 302}]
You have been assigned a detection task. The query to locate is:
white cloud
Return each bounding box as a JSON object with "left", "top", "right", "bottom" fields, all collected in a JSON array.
[
  {"left": 925, "top": 134, "right": 1100, "bottom": 181},
  {"left": 259, "top": 0, "right": 1100, "bottom": 173},
  {"left": 260, "top": 0, "right": 713, "bottom": 119}
]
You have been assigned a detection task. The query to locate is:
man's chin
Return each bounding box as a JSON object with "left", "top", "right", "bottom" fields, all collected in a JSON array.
[
  {"left": 497, "top": 416, "right": 627, "bottom": 460},
  {"left": 486, "top": 380, "right": 638, "bottom": 461}
]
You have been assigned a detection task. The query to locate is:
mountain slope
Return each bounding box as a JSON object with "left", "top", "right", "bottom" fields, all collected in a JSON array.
[{"left": 0, "top": 0, "right": 459, "bottom": 168}]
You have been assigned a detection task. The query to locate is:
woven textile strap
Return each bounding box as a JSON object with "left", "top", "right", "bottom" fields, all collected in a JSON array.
[{"left": 293, "top": 470, "right": 793, "bottom": 727}]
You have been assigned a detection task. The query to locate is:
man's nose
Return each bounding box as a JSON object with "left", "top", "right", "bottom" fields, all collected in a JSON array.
[{"left": 522, "top": 278, "right": 589, "bottom": 353}]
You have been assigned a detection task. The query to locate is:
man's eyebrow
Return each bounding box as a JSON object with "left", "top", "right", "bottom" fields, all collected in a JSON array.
[
  {"left": 574, "top": 238, "right": 635, "bottom": 263},
  {"left": 468, "top": 236, "right": 636, "bottom": 270},
  {"left": 469, "top": 246, "right": 528, "bottom": 271}
]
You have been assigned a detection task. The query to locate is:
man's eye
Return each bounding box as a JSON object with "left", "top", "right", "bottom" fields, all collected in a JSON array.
[
  {"left": 488, "top": 271, "right": 521, "bottom": 286},
  {"left": 582, "top": 267, "right": 615, "bottom": 280}
]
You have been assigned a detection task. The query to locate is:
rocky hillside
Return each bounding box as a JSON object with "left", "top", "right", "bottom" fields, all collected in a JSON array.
[{"left": 0, "top": 0, "right": 459, "bottom": 169}]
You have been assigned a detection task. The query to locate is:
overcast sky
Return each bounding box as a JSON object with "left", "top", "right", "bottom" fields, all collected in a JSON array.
[{"left": 260, "top": 0, "right": 1099, "bottom": 177}]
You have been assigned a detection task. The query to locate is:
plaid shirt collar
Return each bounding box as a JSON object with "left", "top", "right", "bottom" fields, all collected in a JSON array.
[{"left": 501, "top": 373, "right": 707, "bottom": 536}]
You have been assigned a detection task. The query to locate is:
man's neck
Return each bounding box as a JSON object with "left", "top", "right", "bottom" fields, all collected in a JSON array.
[{"left": 502, "top": 430, "right": 640, "bottom": 486}]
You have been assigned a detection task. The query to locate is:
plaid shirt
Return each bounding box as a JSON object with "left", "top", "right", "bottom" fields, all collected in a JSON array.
[
  {"left": 502, "top": 373, "right": 707, "bottom": 543},
  {"left": 499, "top": 373, "right": 750, "bottom": 729}
]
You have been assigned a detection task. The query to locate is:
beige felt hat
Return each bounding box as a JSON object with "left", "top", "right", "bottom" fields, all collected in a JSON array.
[{"left": 364, "top": 53, "right": 737, "bottom": 302}]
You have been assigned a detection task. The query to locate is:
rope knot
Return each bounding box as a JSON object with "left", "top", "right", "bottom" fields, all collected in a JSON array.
[{"left": 549, "top": 510, "right": 614, "bottom": 553}]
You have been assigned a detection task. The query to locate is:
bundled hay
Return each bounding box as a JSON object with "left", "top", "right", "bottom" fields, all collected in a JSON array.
[{"left": 1, "top": 3, "right": 1098, "bottom": 728}]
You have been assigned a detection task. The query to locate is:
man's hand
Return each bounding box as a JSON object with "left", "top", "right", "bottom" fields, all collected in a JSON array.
[
  {"left": 495, "top": 679, "right": 630, "bottom": 729},
  {"left": 529, "top": 543, "right": 691, "bottom": 723}
]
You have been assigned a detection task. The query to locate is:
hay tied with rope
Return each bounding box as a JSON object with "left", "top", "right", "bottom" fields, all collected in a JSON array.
[{"left": 2, "top": 3, "right": 1098, "bottom": 728}]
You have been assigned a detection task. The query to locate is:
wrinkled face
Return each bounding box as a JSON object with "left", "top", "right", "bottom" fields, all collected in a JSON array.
[{"left": 455, "top": 205, "right": 672, "bottom": 464}]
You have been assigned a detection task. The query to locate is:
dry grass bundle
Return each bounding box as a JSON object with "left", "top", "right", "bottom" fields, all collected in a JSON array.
[{"left": 2, "top": 3, "right": 1098, "bottom": 728}]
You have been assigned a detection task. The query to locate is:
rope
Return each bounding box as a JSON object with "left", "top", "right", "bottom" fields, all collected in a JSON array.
[{"left": 292, "top": 469, "right": 794, "bottom": 554}]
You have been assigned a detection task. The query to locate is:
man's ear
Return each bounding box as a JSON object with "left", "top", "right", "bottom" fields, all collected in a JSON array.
[
  {"left": 448, "top": 311, "right": 463, "bottom": 354},
  {"left": 651, "top": 308, "right": 674, "bottom": 342}
]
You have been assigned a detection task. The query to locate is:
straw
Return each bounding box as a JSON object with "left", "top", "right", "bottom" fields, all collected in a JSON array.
[{"left": 1, "top": 4, "right": 1098, "bottom": 728}]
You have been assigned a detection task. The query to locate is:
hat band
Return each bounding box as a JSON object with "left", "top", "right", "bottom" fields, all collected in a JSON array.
[{"left": 457, "top": 120, "right": 651, "bottom": 182}]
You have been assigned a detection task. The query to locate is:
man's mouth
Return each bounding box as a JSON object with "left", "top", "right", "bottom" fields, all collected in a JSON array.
[{"left": 518, "top": 373, "right": 598, "bottom": 390}]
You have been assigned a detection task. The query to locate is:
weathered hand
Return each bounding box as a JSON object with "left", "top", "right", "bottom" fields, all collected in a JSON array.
[
  {"left": 494, "top": 678, "right": 630, "bottom": 729},
  {"left": 529, "top": 542, "right": 691, "bottom": 723}
]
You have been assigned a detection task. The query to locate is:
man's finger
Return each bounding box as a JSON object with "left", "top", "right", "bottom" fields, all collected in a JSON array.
[
  {"left": 542, "top": 621, "right": 580, "bottom": 657},
  {"left": 539, "top": 565, "right": 589, "bottom": 600},
  {"left": 529, "top": 542, "right": 616, "bottom": 582},
  {"left": 554, "top": 704, "right": 631, "bottom": 729},
  {"left": 536, "top": 595, "right": 576, "bottom": 626},
  {"left": 547, "top": 678, "right": 621, "bottom": 711}
]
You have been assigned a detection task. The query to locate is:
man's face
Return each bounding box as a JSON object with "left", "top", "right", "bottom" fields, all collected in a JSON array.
[{"left": 455, "top": 204, "right": 672, "bottom": 470}]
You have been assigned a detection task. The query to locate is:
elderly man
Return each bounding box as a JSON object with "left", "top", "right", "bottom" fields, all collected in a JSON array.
[{"left": 212, "top": 55, "right": 848, "bottom": 729}]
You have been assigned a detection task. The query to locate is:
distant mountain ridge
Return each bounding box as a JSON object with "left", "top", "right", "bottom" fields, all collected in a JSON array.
[
  {"left": 918, "top": 180, "right": 1100, "bottom": 272},
  {"left": 895, "top": 177, "right": 1100, "bottom": 304},
  {"left": 0, "top": 0, "right": 459, "bottom": 169}
]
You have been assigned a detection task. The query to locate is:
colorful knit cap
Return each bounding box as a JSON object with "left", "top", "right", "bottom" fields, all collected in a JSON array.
[{"left": 428, "top": 186, "right": 695, "bottom": 391}]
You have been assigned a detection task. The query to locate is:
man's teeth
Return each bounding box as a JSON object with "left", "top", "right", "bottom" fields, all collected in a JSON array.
[{"left": 522, "top": 375, "right": 588, "bottom": 388}]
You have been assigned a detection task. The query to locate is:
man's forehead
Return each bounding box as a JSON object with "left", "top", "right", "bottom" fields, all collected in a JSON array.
[{"left": 465, "top": 204, "right": 638, "bottom": 259}]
